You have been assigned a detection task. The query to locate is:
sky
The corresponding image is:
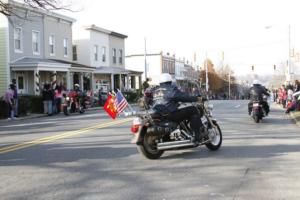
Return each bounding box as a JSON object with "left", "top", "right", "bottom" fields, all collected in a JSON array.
[{"left": 61, "top": 0, "right": 300, "bottom": 76}]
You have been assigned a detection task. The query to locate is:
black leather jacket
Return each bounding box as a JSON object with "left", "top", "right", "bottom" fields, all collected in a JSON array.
[
  {"left": 249, "top": 84, "right": 270, "bottom": 101},
  {"left": 152, "top": 82, "right": 198, "bottom": 113}
]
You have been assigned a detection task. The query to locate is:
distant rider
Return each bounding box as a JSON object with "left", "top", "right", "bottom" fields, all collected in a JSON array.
[
  {"left": 248, "top": 80, "right": 270, "bottom": 115},
  {"left": 152, "top": 73, "right": 204, "bottom": 143}
]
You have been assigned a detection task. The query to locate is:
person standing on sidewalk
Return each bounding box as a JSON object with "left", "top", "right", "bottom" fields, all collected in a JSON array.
[
  {"left": 54, "top": 84, "right": 63, "bottom": 114},
  {"left": 12, "top": 79, "right": 19, "bottom": 117},
  {"left": 294, "top": 80, "right": 300, "bottom": 93},
  {"left": 42, "top": 84, "right": 54, "bottom": 116},
  {"left": 3, "top": 84, "right": 15, "bottom": 120}
]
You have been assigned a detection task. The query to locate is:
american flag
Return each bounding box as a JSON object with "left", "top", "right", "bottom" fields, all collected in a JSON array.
[{"left": 114, "top": 91, "right": 129, "bottom": 114}]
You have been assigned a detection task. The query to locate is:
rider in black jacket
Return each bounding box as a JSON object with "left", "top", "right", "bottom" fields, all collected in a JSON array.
[
  {"left": 152, "top": 73, "right": 204, "bottom": 143},
  {"left": 248, "top": 80, "right": 270, "bottom": 115}
]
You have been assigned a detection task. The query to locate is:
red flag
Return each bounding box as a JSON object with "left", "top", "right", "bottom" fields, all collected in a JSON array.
[{"left": 103, "top": 94, "right": 117, "bottom": 119}]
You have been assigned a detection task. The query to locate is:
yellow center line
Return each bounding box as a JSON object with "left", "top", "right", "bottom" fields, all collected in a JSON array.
[{"left": 0, "top": 118, "right": 133, "bottom": 154}]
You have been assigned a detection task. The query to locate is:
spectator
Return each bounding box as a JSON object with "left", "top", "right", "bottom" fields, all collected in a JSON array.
[
  {"left": 294, "top": 80, "right": 300, "bottom": 93},
  {"left": 11, "top": 79, "right": 19, "bottom": 117},
  {"left": 3, "top": 84, "right": 15, "bottom": 120},
  {"left": 42, "top": 84, "right": 54, "bottom": 116},
  {"left": 42, "top": 83, "right": 48, "bottom": 114},
  {"left": 285, "top": 92, "right": 300, "bottom": 113},
  {"left": 54, "top": 85, "right": 63, "bottom": 114},
  {"left": 278, "top": 85, "right": 287, "bottom": 108}
]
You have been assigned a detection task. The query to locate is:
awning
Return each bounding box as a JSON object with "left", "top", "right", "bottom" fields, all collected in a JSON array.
[
  {"left": 10, "top": 57, "right": 70, "bottom": 71},
  {"left": 94, "top": 66, "right": 143, "bottom": 75},
  {"left": 50, "top": 59, "right": 95, "bottom": 73}
]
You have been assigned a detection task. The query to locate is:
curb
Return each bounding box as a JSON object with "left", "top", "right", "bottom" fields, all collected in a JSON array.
[{"left": 0, "top": 104, "right": 138, "bottom": 122}]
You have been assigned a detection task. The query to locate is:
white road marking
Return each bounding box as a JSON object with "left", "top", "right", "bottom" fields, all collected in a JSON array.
[{"left": 235, "top": 105, "right": 241, "bottom": 108}]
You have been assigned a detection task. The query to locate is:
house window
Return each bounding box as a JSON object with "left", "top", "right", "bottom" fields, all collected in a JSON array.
[
  {"left": 94, "top": 45, "right": 98, "bottom": 61},
  {"left": 63, "top": 38, "right": 68, "bottom": 57},
  {"left": 73, "top": 45, "right": 77, "bottom": 61},
  {"left": 49, "top": 35, "right": 55, "bottom": 55},
  {"left": 119, "top": 49, "right": 123, "bottom": 64},
  {"left": 102, "top": 46, "right": 106, "bottom": 62},
  {"left": 32, "top": 31, "right": 40, "bottom": 55},
  {"left": 14, "top": 27, "right": 22, "bottom": 52},
  {"left": 112, "top": 48, "right": 116, "bottom": 64}
]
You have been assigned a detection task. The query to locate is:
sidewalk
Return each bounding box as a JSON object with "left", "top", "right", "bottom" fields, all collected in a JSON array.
[
  {"left": 290, "top": 111, "right": 300, "bottom": 127},
  {"left": 0, "top": 106, "right": 103, "bottom": 122},
  {"left": 268, "top": 102, "right": 299, "bottom": 127}
]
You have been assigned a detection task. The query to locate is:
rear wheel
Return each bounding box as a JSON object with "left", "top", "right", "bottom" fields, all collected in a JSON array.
[
  {"left": 63, "top": 105, "right": 69, "bottom": 116},
  {"left": 205, "top": 122, "right": 222, "bottom": 151},
  {"left": 254, "top": 115, "right": 260, "bottom": 123},
  {"left": 138, "top": 132, "right": 164, "bottom": 159}
]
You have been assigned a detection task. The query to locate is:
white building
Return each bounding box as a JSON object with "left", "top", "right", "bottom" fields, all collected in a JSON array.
[
  {"left": 73, "top": 25, "right": 141, "bottom": 92},
  {"left": 126, "top": 52, "right": 199, "bottom": 87}
]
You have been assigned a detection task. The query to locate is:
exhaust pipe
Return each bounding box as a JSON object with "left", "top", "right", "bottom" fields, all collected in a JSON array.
[{"left": 157, "top": 140, "right": 194, "bottom": 150}]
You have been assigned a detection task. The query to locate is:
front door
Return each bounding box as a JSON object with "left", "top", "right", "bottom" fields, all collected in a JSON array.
[{"left": 16, "top": 73, "right": 27, "bottom": 94}]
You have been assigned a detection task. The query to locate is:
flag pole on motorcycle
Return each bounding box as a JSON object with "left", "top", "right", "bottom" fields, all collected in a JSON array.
[{"left": 103, "top": 89, "right": 134, "bottom": 119}]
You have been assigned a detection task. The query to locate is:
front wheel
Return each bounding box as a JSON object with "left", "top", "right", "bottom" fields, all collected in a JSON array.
[
  {"left": 137, "top": 131, "right": 164, "bottom": 159},
  {"left": 253, "top": 115, "right": 260, "bottom": 123},
  {"left": 205, "top": 122, "right": 222, "bottom": 151},
  {"left": 63, "top": 105, "right": 69, "bottom": 116}
]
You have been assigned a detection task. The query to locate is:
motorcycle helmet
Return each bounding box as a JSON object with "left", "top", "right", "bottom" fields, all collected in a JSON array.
[
  {"left": 253, "top": 80, "right": 260, "bottom": 85},
  {"left": 74, "top": 83, "right": 80, "bottom": 88},
  {"left": 159, "top": 73, "right": 172, "bottom": 84}
]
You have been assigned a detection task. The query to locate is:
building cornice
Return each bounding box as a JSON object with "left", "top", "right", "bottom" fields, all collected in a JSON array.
[{"left": 7, "top": 0, "right": 76, "bottom": 23}]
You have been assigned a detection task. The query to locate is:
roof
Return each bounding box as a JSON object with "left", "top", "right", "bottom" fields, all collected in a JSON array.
[
  {"left": 10, "top": 57, "right": 70, "bottom": 71},
  {"left": 126, "top": 53, "right": 162, "bottom": 58},
  {"left": 94, "top": 66, "right": 143, "bottom": 75},
  {"left": 11, "top": 57, "right": 68, "bottom": 65},
  {"left": 50, "top": 59, "right": 95, "bottom": 69},
  {"left": 8, "top": 0, "right": 76, "bottom": 23},
  {"left": 85, "top": 24, "right": 128, "bottom": 39},
  {"left": 110, "top": 31, "right": 128, "bottom": 39}
]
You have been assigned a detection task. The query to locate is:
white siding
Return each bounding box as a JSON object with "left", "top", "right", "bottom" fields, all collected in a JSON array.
[
  {"left": 73, "top": 29, "right": 110, "bottom": 67},
  {"left": 73, "top": 39, "right": 91, "bottom": 66},
  {"left": 90, "top": 31, "right": 109, "bottom": 67},
  {"left": 0, "top": 15, "right": 10, "bottom": 95}
]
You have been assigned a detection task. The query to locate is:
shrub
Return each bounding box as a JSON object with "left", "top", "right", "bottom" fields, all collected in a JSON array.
[
  {"left": 0, "top": 99, "right": 7, "bottom": 119},
  {"left": 18, "top": 95, "right": 43, "bottom": 114},
  {"left": 123, "top": 91, "right": 141, "bottom": 103}
]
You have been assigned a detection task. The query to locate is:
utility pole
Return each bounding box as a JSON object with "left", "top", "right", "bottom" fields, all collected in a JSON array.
[
  {"left": 205, "top": 52, "right": 209, "bottom": 92},
  {"left": 228, "top": 70, "right": 231, "bottom": 100},
  {"left": 287, "top": 24, "right": 293, "bottom": 82},
  {"left": 144, "top": 37, "right": 147, "bottom": 81}
]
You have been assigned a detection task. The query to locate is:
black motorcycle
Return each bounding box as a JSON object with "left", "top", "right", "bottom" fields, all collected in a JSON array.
[
  {"left": 251, "top": 100, "right": 264, "bottom": 123},
  {"left": 127, "top": 97, "right": 222, "bottom": 159}
]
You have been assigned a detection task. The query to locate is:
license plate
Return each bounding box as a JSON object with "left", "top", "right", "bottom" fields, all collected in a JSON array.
[{"left": 253, "top": 103, "right": 259, "bottom": 107}]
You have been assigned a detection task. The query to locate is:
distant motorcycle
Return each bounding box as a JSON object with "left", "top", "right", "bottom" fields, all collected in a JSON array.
[
  {"left": 126, "top": 97, "right": 222, "bottom": 159},
  {"left": 63, "top": 91, "right": 86, "bottom": 115}
]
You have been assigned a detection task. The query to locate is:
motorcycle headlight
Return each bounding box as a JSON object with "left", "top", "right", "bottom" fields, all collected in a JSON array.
[{"left": 66, "top": 97, "right": 70, "bottom": 101}]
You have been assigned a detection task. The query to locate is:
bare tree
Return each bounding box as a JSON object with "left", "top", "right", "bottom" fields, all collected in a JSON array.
[{"left": 0, "top": 0, "right": 72, "bottom": 16}]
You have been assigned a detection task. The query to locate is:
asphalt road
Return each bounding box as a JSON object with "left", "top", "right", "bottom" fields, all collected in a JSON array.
[{"left": 0, "top": 100, "right": 299, "bottom": 200}]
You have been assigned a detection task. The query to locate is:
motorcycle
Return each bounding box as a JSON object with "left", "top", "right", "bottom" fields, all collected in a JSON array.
[
  {"left": 251, "top": 100, "right": 265, "bottom": 123},
  {"left": 63, "top": 91, "right": 86, "bottom": 116},
  {"left": 126, "top": 97, "right": 222, "bottom": 159}
]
